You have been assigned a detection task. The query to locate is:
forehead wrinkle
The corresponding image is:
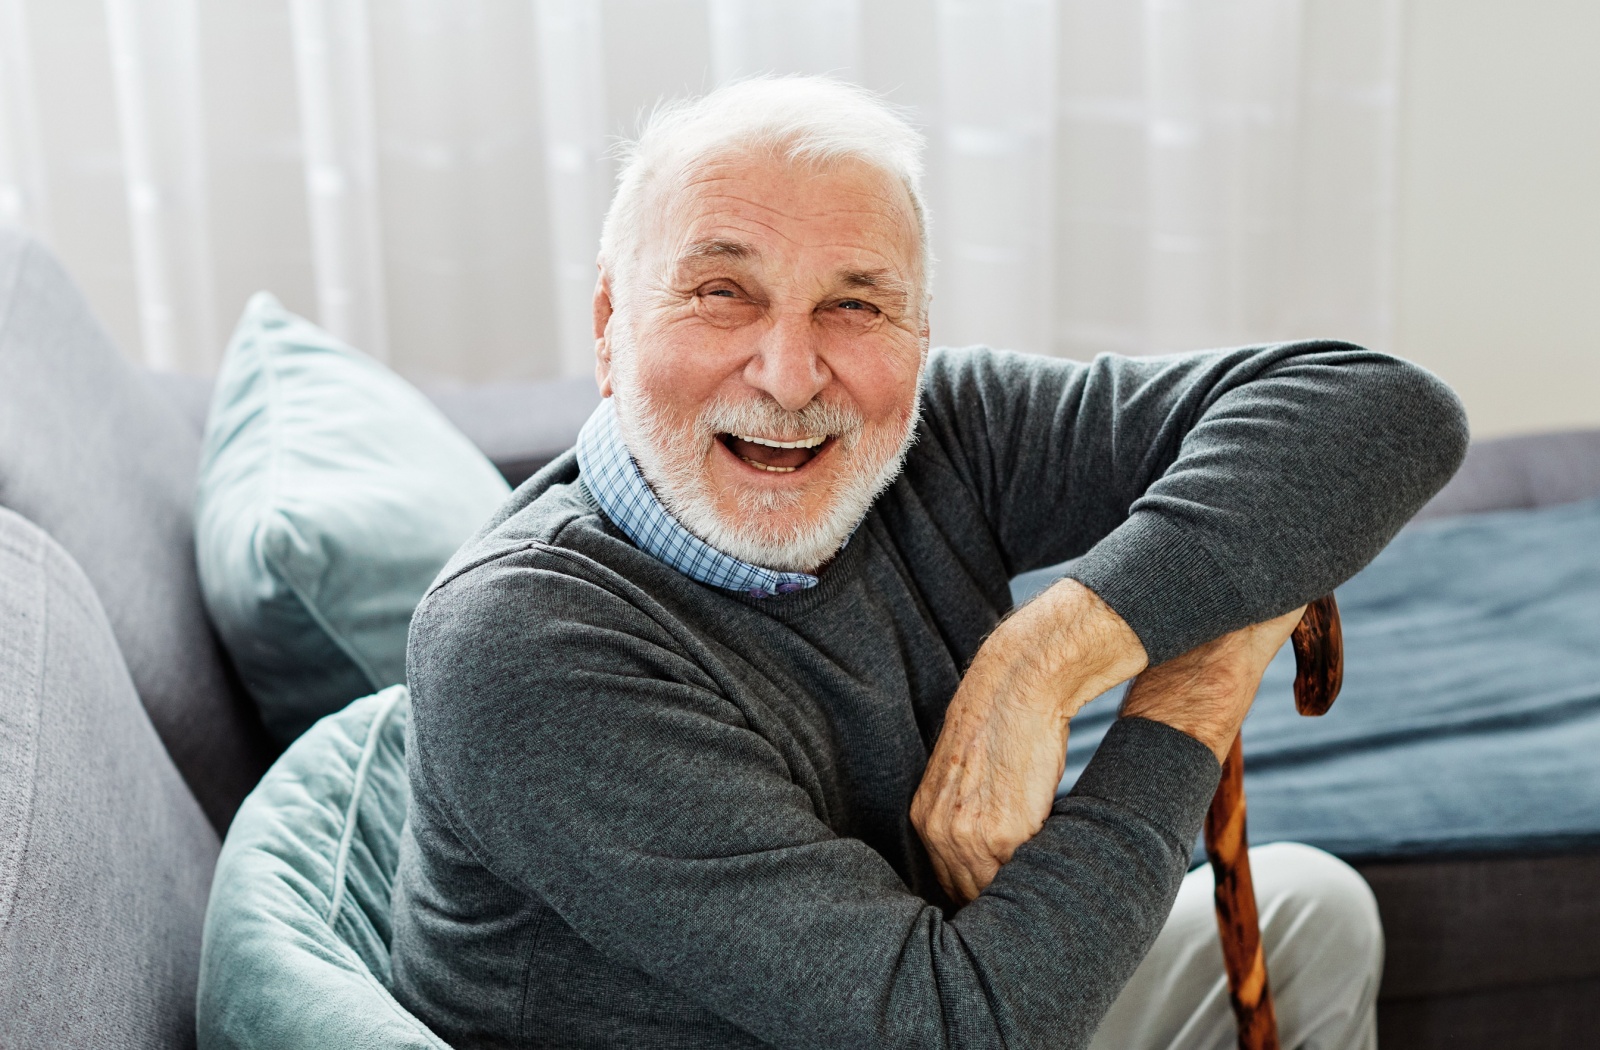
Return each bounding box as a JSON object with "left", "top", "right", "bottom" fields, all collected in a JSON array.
[
  {"left": 675, "top": 167, "right": 908, "bottom": 233},
  {"left": 653, "top": 162, "right": 923, "bottom": 295},
  {"left": 677, "top": 211, "right": 909, "bottom": 268},
  {"left": 690, "top": 190, "right": 903, "bottom": 234},
  {"left": 669, "top": 213, "right": 811, "bottom": 271}
]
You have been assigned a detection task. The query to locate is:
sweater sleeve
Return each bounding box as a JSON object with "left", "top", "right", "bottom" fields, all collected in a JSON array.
[
  {"left": 918, "top": 343, "right": 1469, "bottom": 662},
  {"left": 406, "top": 551, "right": 1222, "bottom": 1050}
]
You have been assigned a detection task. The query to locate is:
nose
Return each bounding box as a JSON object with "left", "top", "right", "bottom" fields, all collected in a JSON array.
[{"left": 743, "top": 311, "right": 830, "bottom": 412}]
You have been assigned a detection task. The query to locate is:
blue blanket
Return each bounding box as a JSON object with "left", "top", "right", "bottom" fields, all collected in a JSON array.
[{"left": 1014, "top": 497, "right": 1600, "bottom": 860}]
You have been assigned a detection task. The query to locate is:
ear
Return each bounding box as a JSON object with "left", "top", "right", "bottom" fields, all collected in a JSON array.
[{"left": 593, "top": 263, "right": 615, "bottom": 398}]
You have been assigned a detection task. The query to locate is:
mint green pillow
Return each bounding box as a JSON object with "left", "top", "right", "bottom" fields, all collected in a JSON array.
[
  {"left": 196, "top": 294, "right": 510, "bottom": 744},
  {"left": 197, "top": 686, "right": 446, "bottom": 1049}
]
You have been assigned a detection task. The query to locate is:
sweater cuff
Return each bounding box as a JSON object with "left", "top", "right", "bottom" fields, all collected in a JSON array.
[
  {"left": 1066, "top": 511, "right": 1251, "bottom": 665},
  {"left": 1063, "top": 717, "right": 1221, "bottom": 849}
]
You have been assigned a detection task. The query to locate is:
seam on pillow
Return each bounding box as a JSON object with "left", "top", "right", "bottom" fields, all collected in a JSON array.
[
  {"left": 260, "top": 523, "right": 384, "bottom": 692},
  {"left": 256, "top": 322, "right": 386, "bottom": 694},
  {"left": 0, "top": 518, "right": 46, "bottom": 939},
  {"left": 327, "top": 686, "right": 407, "bottom": 922}
]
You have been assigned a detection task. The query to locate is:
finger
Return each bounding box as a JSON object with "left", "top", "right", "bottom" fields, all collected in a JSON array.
[
  {"left": 968, "top": 854, "right": 1001, "bottom": 898},
  {"left": 908, "top": 789, "right": 930, "bottom": 835},
  {"left": 950, "top": 861, "right": 982, "bottom": 905},
  {"left": 988, "top": 833, "right": 1022, "bottom": 870},
  {"left": 948, "top": 838, "right": 995, "bottom": 904},
  {"left": 924, "top": 831, "right": 959, "bottom": 901},
  {"left": 941, "top": 855, "right": 977, "bottom": 906},
  {"left": 930, "top": 825, "right": 977, "bottom": 905}
]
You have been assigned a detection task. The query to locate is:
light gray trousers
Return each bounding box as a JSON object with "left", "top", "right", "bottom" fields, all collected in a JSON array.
[{"left": 1089, "top": 842, "right": 1384, "bottom": 1050}]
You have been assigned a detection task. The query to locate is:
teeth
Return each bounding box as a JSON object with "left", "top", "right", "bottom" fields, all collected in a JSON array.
[
  {"left": 739, "top": 456, "right": 798, "bottom": 473},
  {"left": 733, "top": 433, "right": 826, "bottom": 450}
]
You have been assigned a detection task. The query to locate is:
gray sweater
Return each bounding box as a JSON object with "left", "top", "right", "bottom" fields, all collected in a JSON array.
[{"left": 391, "top": 344, "right": 1467, "bottom": 1049}]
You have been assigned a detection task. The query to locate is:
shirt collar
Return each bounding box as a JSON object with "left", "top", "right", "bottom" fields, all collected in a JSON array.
[{"left": 575, "top": 399, "right": 820, "bottom": 599}]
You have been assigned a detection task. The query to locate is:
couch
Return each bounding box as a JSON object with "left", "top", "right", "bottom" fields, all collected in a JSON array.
[{"left": 2, "top": 226, "right": 1596, "bottom": 1047}]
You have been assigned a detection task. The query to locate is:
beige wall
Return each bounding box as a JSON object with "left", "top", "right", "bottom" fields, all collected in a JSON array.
[{"left": 1393, "top": 0, "right": 1600, "bottom": 438}]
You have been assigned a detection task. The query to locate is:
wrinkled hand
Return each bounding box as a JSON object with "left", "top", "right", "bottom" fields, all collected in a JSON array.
[
  {"left": 911, "top": 580, "right": 1147, "bottom": 904},
  {"left": 1120, "top": 606, "right": 1306, "bottom": 762}
]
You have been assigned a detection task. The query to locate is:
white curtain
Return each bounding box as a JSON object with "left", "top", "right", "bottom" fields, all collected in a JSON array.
[{"left": 0, "top": 0, "right": 1400, "bottom": 382}]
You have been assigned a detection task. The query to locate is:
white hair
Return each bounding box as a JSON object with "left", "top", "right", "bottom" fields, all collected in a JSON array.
[{"left": 599, "top": 75, "right": 932, "bottom": 308}]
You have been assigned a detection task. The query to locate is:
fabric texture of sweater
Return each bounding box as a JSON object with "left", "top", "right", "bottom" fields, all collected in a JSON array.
[{"left": 390, "top": 344, "right": 1468, "bottom": 1049}]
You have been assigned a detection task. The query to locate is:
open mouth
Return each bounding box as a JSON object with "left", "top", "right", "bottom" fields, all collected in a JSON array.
[{"left": 718, "top": 432, "right": 832, "bottom": 474}]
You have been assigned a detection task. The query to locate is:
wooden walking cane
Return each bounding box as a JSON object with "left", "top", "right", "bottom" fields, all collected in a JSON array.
[{"left": 1204, "top": 595, "right": 1344, "bottom": 1050}]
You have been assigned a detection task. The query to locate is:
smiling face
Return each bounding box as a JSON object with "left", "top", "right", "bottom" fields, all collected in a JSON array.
[{"left": 594, "top": 151, "right": 930, "bottom": 572}]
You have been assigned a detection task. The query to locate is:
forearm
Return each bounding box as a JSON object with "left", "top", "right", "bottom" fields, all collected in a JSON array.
[
  {"left": 1064, "top": 344, "right": 1468, "bottom": 663},
  {"left": 948, "top": 577, "right": 1148, "bottom": 734},
  {"left": 922, "top": 344, "right": 1469, "bottom": 665}
]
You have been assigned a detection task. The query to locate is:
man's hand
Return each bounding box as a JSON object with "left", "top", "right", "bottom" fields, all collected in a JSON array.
[
  {"left": 911, "top": 580, "right": 1148, "bottom": 904},
  {"left": 1120, "top": 606, "right": 1305, "bottom": 762}
]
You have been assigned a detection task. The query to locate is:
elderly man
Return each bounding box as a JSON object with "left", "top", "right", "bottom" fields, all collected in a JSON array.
[{"left": 391, "top": 77, "right": 1465, "bottom": 1049}]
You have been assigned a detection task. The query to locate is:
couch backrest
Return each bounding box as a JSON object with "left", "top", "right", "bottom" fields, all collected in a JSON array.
[
  {"left": 1413, "top": 428, "right": 1600, "bottom": 521},
  {"left": 146, "top": 369, "right": 602, "bottom": 490},
  {"left": 0, "top": 229, "right": 274, "bottom": 830}
]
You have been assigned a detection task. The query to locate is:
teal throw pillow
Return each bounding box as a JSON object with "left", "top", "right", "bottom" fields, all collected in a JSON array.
[
  {"left": 197, "top": 686, "right": 447, "bottom": 1049},
  {"left": 196, "top": 293, "right": 510, "bottom": 744}
]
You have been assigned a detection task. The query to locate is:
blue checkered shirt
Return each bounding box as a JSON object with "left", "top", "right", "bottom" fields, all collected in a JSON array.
[{"left": 575, "top": 400, "right": 819, "bottom": 599}]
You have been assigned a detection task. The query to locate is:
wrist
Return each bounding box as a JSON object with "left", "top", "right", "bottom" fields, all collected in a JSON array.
[
  {"left": 1115, "top": 609, "right": 1302, "bottom": 763},
  {"left": 1119, "top": 663, "right": 1248, "bottom": 763},
  {"left": 1024, "top": 579, "right": 1149, "bottom": 717}
]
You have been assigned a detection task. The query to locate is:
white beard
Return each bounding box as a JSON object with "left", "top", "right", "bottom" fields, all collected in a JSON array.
[{"left": 609, "top": 343, "right": 921, "bottom": 574}]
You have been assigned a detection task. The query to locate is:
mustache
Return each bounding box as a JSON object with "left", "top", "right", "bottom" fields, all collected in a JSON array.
[{"left": 695, "top": 395, "right": 866, "bottom": 448}]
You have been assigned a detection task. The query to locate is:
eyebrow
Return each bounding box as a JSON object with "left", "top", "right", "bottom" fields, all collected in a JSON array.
[
  {"left": 678, "top": 238, "right": 756, "bottom": 263},
  {"left": 840, "top": 268, "right": 899, "bottom": 290},
  {"left": 840, "top": 268, "right": 913, "bottom": 303},
  {"left": 674, "top": 240, "right": 914, "bottom": 302}
]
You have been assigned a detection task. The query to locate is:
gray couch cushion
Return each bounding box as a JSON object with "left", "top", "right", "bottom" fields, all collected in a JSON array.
[
  {"left": 1414, "top": 428, "right": 1600, "bottom": 521},
  {"left": 0, "top": 507, "right": 220, "bottom": 1049},
  {"left": 0, "top": 229, "right": 273, "bottom": 828},
  {"left": 147, "top": 368, "right": 215, "bottom": 437}
]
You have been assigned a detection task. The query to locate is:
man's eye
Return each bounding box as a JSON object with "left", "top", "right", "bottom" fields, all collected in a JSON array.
[
  {"left": 707, "top": 288, "right": 737, "bottom": 298},
  {"left": 836, "top": 300, "right": 876, "bottom": 312}
]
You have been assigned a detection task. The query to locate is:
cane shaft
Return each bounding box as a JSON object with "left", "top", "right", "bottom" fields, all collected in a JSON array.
[{"left": 1205, "top": 736, "right": 1279, "bottom": 1050}]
